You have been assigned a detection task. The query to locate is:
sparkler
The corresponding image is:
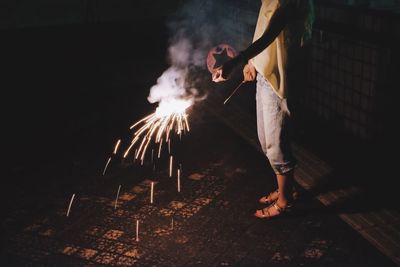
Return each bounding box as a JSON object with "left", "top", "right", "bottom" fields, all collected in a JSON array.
[
  {"left": 66, "top": 193, "right": 75, "bottom": 217},
  {"left": 114, "top": 185, "right": 121, "bottom": 209},
  {"left": 224, "top": 81, "right": 245, "bottom": 105},
  {"left": 123, "top": 99, "right": 191, "bottom": 163}
]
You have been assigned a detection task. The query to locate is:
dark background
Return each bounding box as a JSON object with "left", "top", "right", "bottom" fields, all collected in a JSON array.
[{"left": 2, "top": 0, "right": 399, "bottom": 214}]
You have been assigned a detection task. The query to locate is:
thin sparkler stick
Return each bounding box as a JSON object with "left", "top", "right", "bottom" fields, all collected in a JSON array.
[
  {"left": 66, "top": 193, "right": 75, "bottom": 217},
  {"left": 114, "top": 185, "right": 121, "bottom": 209},
  {"left": 103, "top": 157, "right": 112, "bottom": 176},
  {"left": 223, "top": 81, "right": 245, "bottom": 105}
]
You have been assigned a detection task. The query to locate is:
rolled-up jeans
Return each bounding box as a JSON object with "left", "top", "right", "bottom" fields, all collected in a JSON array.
[{"left": 256, "top": 73, "right": 296, "bottom": 174}]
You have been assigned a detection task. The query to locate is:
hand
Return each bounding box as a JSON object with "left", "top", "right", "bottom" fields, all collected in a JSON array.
[
  {"left": 212, "top": 55, "right": 242, "bottom": 83},
  {"left": 243, "top": 62, "right": 256, "bottom": 82},
  {"left": 212, "top": 67, "right": 226, "bottom": 82}
]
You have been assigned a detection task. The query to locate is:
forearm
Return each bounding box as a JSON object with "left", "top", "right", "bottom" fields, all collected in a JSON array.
[{"left": 239, "top": 3, "right": 293, "bottom": 62}]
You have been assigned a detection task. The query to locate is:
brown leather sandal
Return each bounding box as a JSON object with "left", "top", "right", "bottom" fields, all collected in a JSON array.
[
  {"left": 258, "top": 190, "right": 279, "bottom": 204},
  {"left": 258, "top": 190, "right": 299, "bottom": 205},
  {"left": 254, "top": 201, "right": 292, "bottom": 219}
]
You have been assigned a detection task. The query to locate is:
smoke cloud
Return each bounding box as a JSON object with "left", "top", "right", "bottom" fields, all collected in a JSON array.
[{"left": 147, "top": 0, "right": 258, "bottom": 105}]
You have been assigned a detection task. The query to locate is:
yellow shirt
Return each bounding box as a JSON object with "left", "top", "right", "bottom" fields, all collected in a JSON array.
[{"left": 251, "top": 0, "right": 290, "bottom": 99}]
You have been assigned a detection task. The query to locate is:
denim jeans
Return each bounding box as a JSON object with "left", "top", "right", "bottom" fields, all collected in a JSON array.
[{"left": 256, "top": 73, "right": 296, "bottom": 174}]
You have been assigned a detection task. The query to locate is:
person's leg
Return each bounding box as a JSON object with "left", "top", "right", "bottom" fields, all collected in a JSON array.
[
  {"left": 276, "top": 170, "right": 294, "bottom": 207},
  {"left": 255, "top": 74, "right": 296, "bottom": 218},
  {"left": 255, "top": 74, "right": 281, "bottom": 203}
]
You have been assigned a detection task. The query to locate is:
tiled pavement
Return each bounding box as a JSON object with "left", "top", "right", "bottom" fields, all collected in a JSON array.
[
  {"left": 205, "top": 87, "right": 400, "bottom": 266},
  {"left": 1, "top": 98, "right": 398, "bottom": 266}
]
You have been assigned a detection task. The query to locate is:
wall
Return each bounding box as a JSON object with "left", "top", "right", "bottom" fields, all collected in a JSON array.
[{"left": 299, "top": 2, "right": 399, "bottom": 141}]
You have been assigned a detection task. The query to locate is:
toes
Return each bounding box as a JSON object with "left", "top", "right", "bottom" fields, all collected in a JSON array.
[{"left": 254, "top": 210, "right": 265, "bottom": 218}]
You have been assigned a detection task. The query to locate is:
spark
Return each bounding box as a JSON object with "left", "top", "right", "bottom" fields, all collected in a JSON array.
[
  {"left": 103, "top": 157, "right": 112, "bottom": 176},
  {"left": 66, "top": 193, "right": 75, "bottom": 217},
  {"left": 114, "top": 185, "right": 121, "bottom": 209},
  {"left": 177, "top": 168, "right": 181, "bottom": 192},
  {"left": 150, "top": 182, "right": 154, "bottom": 204},
  {"left": 169, "top": 156, "right": 173, "bottom": 177},
  {"left": 113, "top": 139, "right": 121, "bottom": 154},
  {"left": 136, "top": 219, "right": 140, "bottom": 242},
  {"left": 158, "top": 140, "right": 163, "bottom": 158},
  {"left": 123, "top": 98, "right": 192, "bottom": 163}
]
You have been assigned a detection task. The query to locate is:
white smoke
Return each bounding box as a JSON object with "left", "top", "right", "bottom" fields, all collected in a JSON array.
[
  {"left": 147, "top": 0, "right": 258, "bottom": 106},
  {"left": 147, "top": 67, "right": 188, "bottom": 104},
  {"left": 168, "top": 38, "right": 192, "bottom": 68}
]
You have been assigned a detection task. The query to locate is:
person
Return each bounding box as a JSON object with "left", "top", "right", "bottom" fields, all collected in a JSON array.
[{"left": 212, "top": 0, "right": 314, "bottom": 218}]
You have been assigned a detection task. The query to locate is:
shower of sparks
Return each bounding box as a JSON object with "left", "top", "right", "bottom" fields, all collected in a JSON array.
[
  {"left": 102, "top": 157, "right": 112, "bottom": 176},
  {"left": 114, "top": 185, "right": 121, "bottom": 209},
  {"left": 169, "top": 156, "right": 173, "bottom": 177},
  {"left": 113, "top": 139, "right": 121, "bottom": 154},
  {"left": 66, "top": 193, "right": 75, "bottom": 217},
  {"left": 123, "top": 98, "right": 191, "bottom": 163}
]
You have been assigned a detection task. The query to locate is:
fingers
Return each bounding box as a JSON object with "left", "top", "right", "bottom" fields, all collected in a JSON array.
[
  {"left": 243, "top": 65, "right": 256, "bottom": 82},
  {"left": 244, "top": 64, "right": 257, "bottom": 82},
  {"left": 212, "top": 69, "right": 226, "bottom": 82}
]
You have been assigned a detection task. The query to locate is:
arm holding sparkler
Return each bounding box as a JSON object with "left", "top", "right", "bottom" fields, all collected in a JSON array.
[
  {"left": 210, "top": 0, "right": 314, "bottom": 219},
  {"left": 212, "top": 1, "right": 294, "bottom": 82}
]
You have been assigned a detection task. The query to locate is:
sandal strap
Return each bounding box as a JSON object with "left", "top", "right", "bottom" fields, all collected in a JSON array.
[
  {"left": 261, "top": 206, "right": 270, "bottom": 217},
  {"left": 272, "top": 202, "right": 285, "bottom": 213},
  {"left": 264, "top": 189, "right": 279, "bottom": 202}
]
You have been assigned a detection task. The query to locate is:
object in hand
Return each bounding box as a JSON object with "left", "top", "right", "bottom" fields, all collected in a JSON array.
[{"left": 207, "top": 44, "right": 237, "bottom": 74}]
